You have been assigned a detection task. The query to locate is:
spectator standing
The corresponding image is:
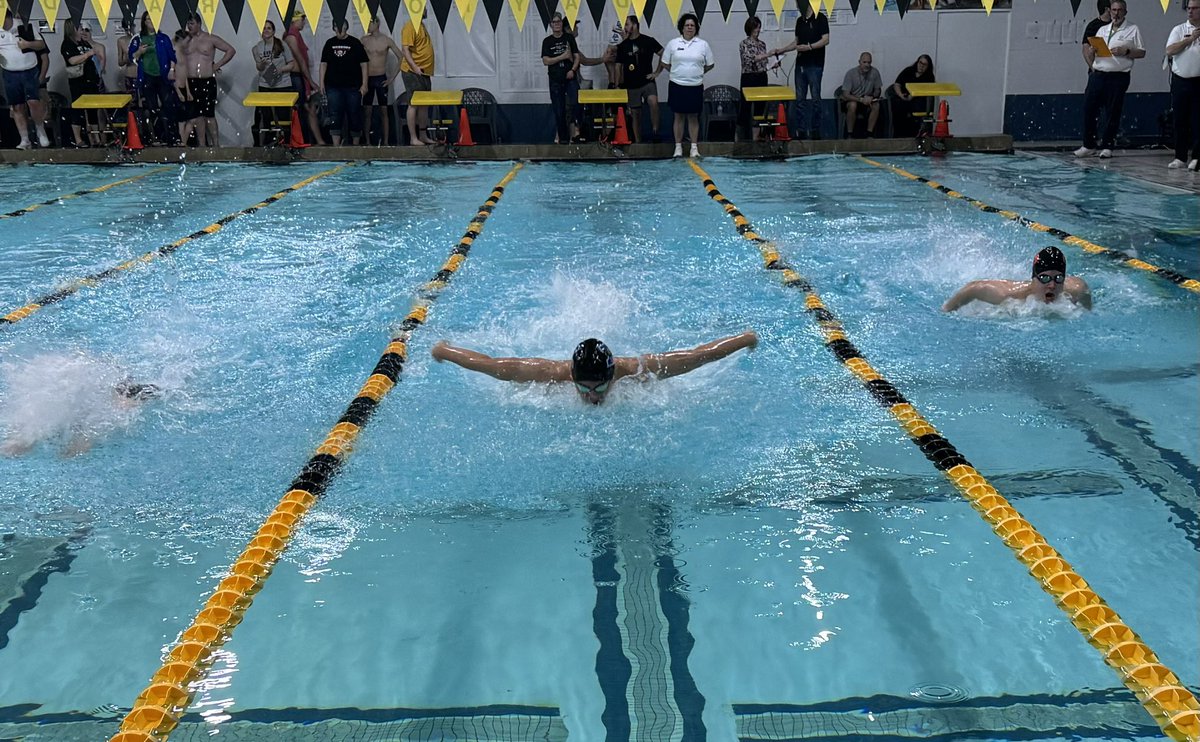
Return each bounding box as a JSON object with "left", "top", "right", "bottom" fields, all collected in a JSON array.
[
  {"left": 541, "top": 13, "right": 580, "bottom": 145},
  {"left": 400, "top": 10, "right": 435, "bottom": 145},
  {"left": 615, "top": 15, "right": 663, "bottom": 143},
  {"left": 890, "top": 54, "right": 934, "bottom": 137},
  {"left": 117, "top": 17, "right": 138, "bottom": 93},
  {"left": 80, "top": 23, "right": 105, "bottom": 92},
  {"left": 659, "top": 12, "right": 714, "bottom": 158},
  {"left": 284, "top": 12, "right": 325, "bottom": 145},
  {"left": 1165, "top": 0, "right": 1200, "bottom": 170},
  {"left": 0, "top": 9, "right": 50, "bottom": 149},
  {"left": 569, "top": 20, "right": 613, "bottom": 141},
  {"left": 183, "top": 12, "right": 235, "bottom": 147},
  {"left": 320, "top": 18, "right": 368, "bottom": 146},
  {"left": 1077, "top": 0, "right": 1143, "bottom": 158},
  {"left": 129, "top": 12, "right": 176, "bottom": 144},
  {"left": 1081, "top": 0, "right": 1111, "bottom": 70},
  {"left": 839, "top": 52, "right": 882, "bottom": 138},
  {"left": 361, "top": 17, "right": 401, "bottom": 145},
  {"left": 172, "top": 29, "right": 194, "bottom": 145},
  {"left": 61, "top": 19, "right": 102, "bottom": 146},
  {"left": 252, "top": 20, "right": 296, "bottom": 145},
  {"left": 765, "top": 0, "right": 829, "bottom": 139},
  {"left": 739, "top": 16, "right": 767, "bottom": 141}
]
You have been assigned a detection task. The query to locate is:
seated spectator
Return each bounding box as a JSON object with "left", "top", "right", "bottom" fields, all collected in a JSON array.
[
  {"left": 129, "top": 12, "right": 176, "bottom": 144},
  {"left": 839, "top": 51, "right": 881, "bottom": 138},
  {"left": 890, "top": 54, "right": 934, "bottom": 137},
  {"left": 319, "top": 18, "right": 368, "bottom": 146},
  {"left": 739, "top": 16, "right": 768, "bottom": 141},
  {"left": 615, "top": 15, "right": 663, "bottom": 143},
  {"left": 60, "top": 20, "right": 102, "bottom": 147},
  {"left": 251, "top": 20, "right": 297, "bottom": 145}
]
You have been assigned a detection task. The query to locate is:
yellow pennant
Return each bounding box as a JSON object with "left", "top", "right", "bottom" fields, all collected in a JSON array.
[
  {"left": 563, "top": 0, "right": 580, "bottom": 25},
  {"left": 875, "top": 0, "right": 885, "bottom": 13},
  {"left": 299, "top": 0, "right": 325, "bottom": 27},
  {"left": 454, "top": 0, "right": 477, "bottom": 31},
  {"left": 274, "top": 0, "right": 289, "bottom": 23},
  {"left": 247, "top": 0, "right": 272, "bottom": 31},
  {"left": 350, "top": 0, "right": 371, "bottom": 31},
  {"left": 36, "top": 0, "right": 60, "bottom": 30},
  {"left": 198, "top": 0, "right": 219, "bottom": 31},
  {"left": 404, "top": 0, "right": 427, "bottom": 32},
  {"left": 1160, "top": 0, "right": 1168, "bottom": 10},
  {"left": 89, "top": 0, "right": 112, "bottom": 29},
  {"left": 616, "top": 0, "right": 635, "bottom": 23},
  {"left": 145, "top": 0, "right": 167, "bottom": 31},
  {"left": 664, "top": 0, "right": 683, "bottom": 25},
  {"left": 928, "top": 0, "right": 936, "bottom": 7},
  {"left": 821, "top": 0, "right": 834, "bottom": 12},
  {"left": 506, "top": 0, "right": 529, "bottom": 30},
  {"left": 981, "top": 0, "right": 993, "bottom": 13},
  {"left": 769, "top": 0, "right": 787, "bottom": 24}
]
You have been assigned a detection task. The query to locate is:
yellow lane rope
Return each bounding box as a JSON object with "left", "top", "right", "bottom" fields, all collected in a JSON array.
[
  {"left": 687, "top": 159, "right": 1200, "bottom": 742},
  {"left": 856, "top": 156, "right": 1200, "bottom": 295},
  {"left": 107, "top": 162, "right": 524, "bottom": 742},
  {"left": 1, "top": 163, "right": 352, "bottom": 327},
  {"left": 0, "top": 165, "right": 171, "bottom": 220}
]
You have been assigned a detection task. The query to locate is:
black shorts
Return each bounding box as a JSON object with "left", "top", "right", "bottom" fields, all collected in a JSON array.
[
  {"left": 364, "top": 74, "right": 388, "bottom": 105},
  {"left": 188, "top": 77, "right": 218, "bottom": 118}
]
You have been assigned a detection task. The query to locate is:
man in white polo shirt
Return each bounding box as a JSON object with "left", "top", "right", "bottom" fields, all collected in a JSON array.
[
  {"left": 1165, "top": 0, "right": 1200, "bottom": 170},
  {"left": 0, "top": 9, "right": 51, "bottom": 149},
  {"left": 1076, "top": 0, "right": 1144, "bottom": 159}
]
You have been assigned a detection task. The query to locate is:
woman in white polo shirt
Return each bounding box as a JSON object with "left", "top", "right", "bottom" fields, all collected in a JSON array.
[{"left": 655, "top": 13, "right": 714, "bottom": 158}]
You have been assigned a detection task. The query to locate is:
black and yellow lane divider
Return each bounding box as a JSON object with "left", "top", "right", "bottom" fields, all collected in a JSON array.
[
  {"left": 0, "top": 165, "right": 172, "bottom": 220},
  {"left": 1, "top": 163, "right": 352, "bottom": 327},
  {"left": 856, "top": 156, "right": 1200, "bottom": 295},
  {"left": 687, "top": 160, "right": 1200, "bottom": 742},
  {"left": 107, "top": 162, "right": 523, "bottom": 742}
]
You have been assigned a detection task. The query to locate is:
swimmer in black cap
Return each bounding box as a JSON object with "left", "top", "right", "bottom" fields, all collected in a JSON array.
[
  {"left": 431, "top": 331, "right": 757, "bottom": 405},
  {"left": 943, "top": 246, "right": 1092, "bottom": 312}
]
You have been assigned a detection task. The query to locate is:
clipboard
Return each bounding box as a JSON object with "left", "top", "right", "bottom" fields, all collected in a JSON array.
[{"left": 1087, "top": 36, "right": 1112, "bottom": 57}]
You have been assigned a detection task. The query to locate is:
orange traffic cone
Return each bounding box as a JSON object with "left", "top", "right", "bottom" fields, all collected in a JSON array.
[
  {"left": 456, "top": 107, "right": 475, "bottom": 146},
  {"left": 123, "top": 110, "right": 143, "bottom": 151},
  {"left": 932, "top": 100, "right": 952, "bottom": 138},
  {"left": 288, "top": 108, "right": 310, "bottom": 149},
  {"left": 610, "top": 105, "right": 631, "bottom": 146},
  {"left": 773, "top": 102, "right": 791, "bottom": 142}
]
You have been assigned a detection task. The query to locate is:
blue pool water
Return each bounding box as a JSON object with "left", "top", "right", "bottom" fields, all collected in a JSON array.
[{"left": 0, "top": 155, "right": 1196, "bottom": 741}]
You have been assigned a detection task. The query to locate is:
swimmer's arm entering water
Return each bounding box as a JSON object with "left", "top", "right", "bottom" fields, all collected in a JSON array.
[
  {"left": 630, "top": 331, "right": 758, "bottom": 380},
  {"left": 942, "top": 280, "right": 1017, "bottom": 312},
  {"left": 1066, "top": 277, "right": 1093, "bottom": 310},
  {"left": 431, "top": 341, "right": 570, "bottom": 382}
]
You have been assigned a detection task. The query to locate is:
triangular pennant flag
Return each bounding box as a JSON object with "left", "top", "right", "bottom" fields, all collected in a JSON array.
[
  {"left": 768, "top": 0, "right": 786, "bottom": 24},
  {"left": 1160, "top": 0, "right": 1168, "bottom": 10},
  {"left": 716, "top": 0, "right": 732, "bottom": 22},
  {"left": 327, "top": 0, "right": 350, "bottom": 24},
  {"left": 808, "top": 0, "right": 817, "bottom": 12},
  {"left": 663, "top": 0, "right": 681, "bottom": 24},
  {"left": 143, "top": 0, "right": 167, "bottom": 28},
  {"left": 247, "top": 0, "right": 272, "bottom": 33},
  {"left": 744, "top": 0, "right": 759, "bottom": 18},
  {"left": 454, "top": 0, "right": 478, "bottom": 31},
  {"left": 198, "top": 0, "right": 219, "bottom": 31},
  {"left": 846, "top": 0, "right": 859, "bottom": 14},
  {"left": 629, "top": 0, "right": 643, "bottom": 21},
  {"left": 36, "top": 0, "right": 61, "bottom": 30},
  {"left": 532, "top": 0, "right": 554, "bottom": 28},
  {"left": 89, "top": 0, "right": 112, "bottom": 28},
  {"left": 299, "top": 0, "right": 324, "bottom": 24},
  {"left": 16, "top": 0, "right": 36, "bottom": 21},
  {"left": 167, "top": 0, "right": 190, "bottom": 28},
  {"left": 428, "top": 0, "right": 451, "bottom": 28},
  {"left": 928, "top": 0, "right": 935, "bottom": 7},
  {"left": 506, "top": 0, "right": 529, "bottom": 30},
  {"left": 274, "top": 0, "right": 289, "bottom": 22},
  {"left": 691, "top": 0, "right": 707, "bottom": 23},
  {"left": 65, "top": 0, "right": 86, "bottom": 23},
  {"left": 980, "top": 0, "right": 992, "bottom": 13},
  {"left": 561, "top": 0, "right": 579, "bottom": 25},
  {"left": 114, "top": 0, "right": 136, "bottom": 24},
  {"left": 366, "top": 0, "right": 380, "bottom": 20},
  {"left": 874, "top": 0, "right": 884, "bottom": 13},
  {"left": 821, "top": 0, "right": 834, "bottom": 13},
  {"left": 1068, "top": 0, "right": 1081, "bottom": 13},
  {"left": 481, "top": 0, "right": 503, "bottom": 28},
  {"left": 585, "top": 0, "right": 603, "bottom": 26},
  {"left": 641, "top": 0, "right": 654, "bottom": 24},
  {"left": 896, "top": 0, "right": 907, "bottom": 17},
  {"left": 350, "top": 0, "right": 370, "bottom": 30},
  {"left": 402, "top": 0, "right": 423, "bottom": 29},
  {"left": 378, "top": 0, "right": 400, "bottom": 27},
  {"left": 225, "top": 0, "right": 245, "bottom": 31}
]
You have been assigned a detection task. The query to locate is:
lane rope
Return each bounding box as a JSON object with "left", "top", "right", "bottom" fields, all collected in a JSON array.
[
  {"left": 0, "top": 166, "right": 172, "bottom": 220},
  {"left": 687, "top": 160, "right": 1200, "bottom": 742},
  {"left": 108, "top": 162, "right": 524, "bottom": 742},
  {"left": 1, "top": 163, "right": 352, "bottom": 327},
  {"left": 856, "top": 156, "right": 1200, "bottom": 295}
]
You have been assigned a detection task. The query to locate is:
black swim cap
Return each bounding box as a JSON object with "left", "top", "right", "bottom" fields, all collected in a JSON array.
[
  {"left": 116, "top": 381, "right": 161, "bottom": 400},
  {"left": 1032, "top": 246, "right": 1066, "bottom": 277},
  {"left": 572, "top": 339, "right": 614, "bottom": 383}
]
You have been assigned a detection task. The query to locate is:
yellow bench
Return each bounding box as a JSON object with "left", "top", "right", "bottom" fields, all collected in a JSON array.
[
  {"left": 73, "top": 94, "right": 134, "bottom": 146},
  {"left": 904, "top": 83, "right": 960, "bottom": 134},
  {"left": 409, "top": 90, "right": 462, "bottom": 144},
  {"left": 242, "top": 92, "right": 299, "bottom": 146},
  {"left": 577, "top": 88, "right": 631, "bottom": 143}
]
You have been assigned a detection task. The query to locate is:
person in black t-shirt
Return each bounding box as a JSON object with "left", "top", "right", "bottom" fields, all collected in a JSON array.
[
  {"left": 765, "top": 0, "right": 829, "bottom": 139},
  {"left": 61, "top": 19, "right": 102, "bottom": 146},
  {"left": 1081, "top": 0, "right": 1111, "bottom": 72},
  {"left": 320, "top": 18, "right": 369, "bottom": 145},
  {"left": 890, "top": 54, "right": 934, "bottom": 137},
  {"left": 615, "top": 15, "right": 663, "bottom": 142},
  {"left": 541, "top": 13, "right": 580, "bottom": 144}
]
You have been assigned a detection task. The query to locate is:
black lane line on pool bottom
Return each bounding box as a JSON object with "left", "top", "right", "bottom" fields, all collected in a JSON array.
[
  {"left": 0, "top": 527, "right": 92, "bottom": 653},
  {"left": 0, "top": 163, "right": 352, "bottom": 327},
  {"left": 0, "top": 166, "right": 171, "bottom": 221},
  {"left": 855, "top": 156, "right": 1200, "bottom": 295}
]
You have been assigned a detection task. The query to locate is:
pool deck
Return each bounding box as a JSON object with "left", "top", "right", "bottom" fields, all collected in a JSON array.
[{"left": 1016, "top": 143, "right": 1200, "bottom": 195}]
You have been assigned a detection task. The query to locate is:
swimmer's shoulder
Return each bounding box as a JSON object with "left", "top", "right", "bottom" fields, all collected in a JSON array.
[{"left": 613, "top": 355, "right": 645, "bottom": 381}]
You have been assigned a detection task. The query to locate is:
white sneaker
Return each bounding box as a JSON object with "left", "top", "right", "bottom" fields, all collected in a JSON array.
[
  {"left": 36, "top": 130, "right": 50, "bottom": 148},
  {"left": 690, "top": 144, "right": 700, "bottom": 158},
  {"left": 1073, "top": 146, "right": 1095, "bottom": 157},
  {"left": 1189, "top": 159, "right": 1199, "bottom": 172},
  {"left": 1098, "top": 149, "right": 1112, "bottom": 159},
  {"left": 16, "top": 140, "right": 31, "bottom": 150},
  {"left": 672, "top": 143, "right": 682, "bottom": 158},
  {"left": 1168, "top": 158, "right": 1186, "bottom": 169}
]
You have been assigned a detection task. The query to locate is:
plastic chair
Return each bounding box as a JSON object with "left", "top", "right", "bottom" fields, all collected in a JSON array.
[
  {"left": 835, "top": 84, "right": 887, "bottom": 138},
  {"left": 701, "top": 84, "right": 739, "bottom": 141},
  {"left": 460, "top": 87, "right": 499, "bottom": 144}
]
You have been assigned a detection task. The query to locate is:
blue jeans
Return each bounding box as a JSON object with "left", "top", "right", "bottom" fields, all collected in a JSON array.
[
  {"left": 326, "top": 87, "right": 363, "bottom": 138},
  {"left": 793, "top": 64, "right": 823, "bottom": 137},
  {"left": 549, "top": 77, "right": 578, "bottom": 143}
]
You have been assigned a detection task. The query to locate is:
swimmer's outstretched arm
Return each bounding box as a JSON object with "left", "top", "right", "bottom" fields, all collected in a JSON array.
[
  {"left": 942, "top": 281, "right": 1010, "bottom": 312},
  {"left": 431, "top": 341, "right": 570, "bottom": 382},
  {"left": 634, "top": 330, "right": 758, "bottom": 380}
]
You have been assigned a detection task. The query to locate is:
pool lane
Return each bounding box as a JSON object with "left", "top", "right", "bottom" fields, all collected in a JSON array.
[
  {"left": 0, "top": 167, "right": 172, "bottom": 221},
  {"left": 686, "top": 160, "right": 1200, "bottom": 742},
  {"left": 0, "top": 163, "right": 352, "bottom": 327},
  {"left": 108, "top": 163, "right": 523, "bottom": 742},
  {"left": 856, "top": 156, "right": 1200, "bottom": 295}
]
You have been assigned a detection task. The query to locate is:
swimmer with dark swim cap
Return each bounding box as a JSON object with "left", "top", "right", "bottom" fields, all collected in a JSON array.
[
  {"left": 431, "top": 331, "right": 758, "bottom": 405},
  {"left": 943, "top": 246, "right": 1092, "bottom": 312}
]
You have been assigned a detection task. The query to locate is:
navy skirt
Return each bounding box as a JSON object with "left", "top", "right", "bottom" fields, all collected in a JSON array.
[{"left": 669, "top": 81, "right": 703, "bottom": 115}]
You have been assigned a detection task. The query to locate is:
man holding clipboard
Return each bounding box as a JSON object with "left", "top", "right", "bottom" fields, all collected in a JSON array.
[{"left": 1077, "top": 0, "right": 1144, "bottom": 159}]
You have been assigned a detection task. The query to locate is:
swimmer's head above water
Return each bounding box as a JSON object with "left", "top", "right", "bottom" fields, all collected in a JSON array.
[
  {"left": 115, "top": 380, "right": 162, "bottom": 401},
  {"left": 1032, "top": 246, "right": 1068, "bottom": 304},
  {"left": 571, "top": 338, "right": 615, "bottom": 405},
  {"left": 942, "top": 245, "right": 1091, "bottom": 312}
]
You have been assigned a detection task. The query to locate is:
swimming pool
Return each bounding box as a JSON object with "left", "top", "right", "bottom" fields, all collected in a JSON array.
[{"left": 0, "top": 154, "right": 1196, "bottom": 741}]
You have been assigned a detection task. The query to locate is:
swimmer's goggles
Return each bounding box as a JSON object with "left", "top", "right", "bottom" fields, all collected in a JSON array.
[
  {"left": 574, "top": 380, "right": 611, "bottom": 395},
  {"left": 1035, "top": 273, "right": 1065, "bottom": 285}
]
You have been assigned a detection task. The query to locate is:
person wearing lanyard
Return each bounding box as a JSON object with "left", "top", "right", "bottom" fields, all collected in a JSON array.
[
  {"left": 656, "top": 13, "right": 714, "bottom": 158},
  {"left": 1165, "top": 0, "right": 1200, "bottom": 171},
  {"left": 1076, "top": 0, "right": 1144, "bottom": 159}
]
